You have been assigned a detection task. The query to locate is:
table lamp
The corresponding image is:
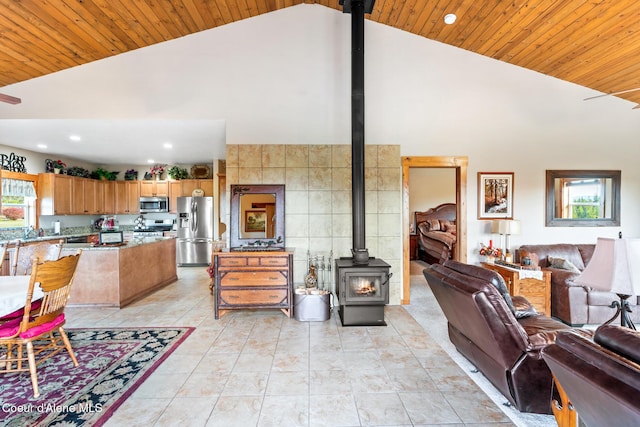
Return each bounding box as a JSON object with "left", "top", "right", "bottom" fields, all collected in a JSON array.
[
  {"left": 498, "top": 219, "right": 520, "bottom": 260},
  {"left": 574, "top": 237, "right": 640, "bottom": 330}
]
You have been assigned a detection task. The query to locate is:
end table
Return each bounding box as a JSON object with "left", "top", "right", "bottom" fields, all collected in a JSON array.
[{"left": 481, "top": 262, "right": 551, "bottom": 316}]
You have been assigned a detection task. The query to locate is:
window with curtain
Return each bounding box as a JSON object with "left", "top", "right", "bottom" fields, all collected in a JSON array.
[{"left": 1, "top": 178, "right": 36, "bottom": 229}]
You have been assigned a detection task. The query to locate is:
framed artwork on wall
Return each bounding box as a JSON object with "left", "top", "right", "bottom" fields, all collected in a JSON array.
[
  {"left": 244, "top": 210, "right": 266, "bottom": 232},
  {"left": 478, "top": 172, "right": 514, "bottom": 219}
]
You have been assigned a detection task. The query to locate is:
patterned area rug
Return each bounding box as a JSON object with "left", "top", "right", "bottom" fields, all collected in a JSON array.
[{"left": 0, "top": 327, "right": 194, "bottom": 427}]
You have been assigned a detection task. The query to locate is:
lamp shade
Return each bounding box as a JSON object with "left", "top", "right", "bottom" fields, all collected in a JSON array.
[
  {"left": 575, "top": 237, "right": 640, "bottom": 296},
  {"left": 498, "top": 220, "right": 521, "bottom": 235},
  {"left": 491, "top": 220, "right": 501, "bottom": 234}
]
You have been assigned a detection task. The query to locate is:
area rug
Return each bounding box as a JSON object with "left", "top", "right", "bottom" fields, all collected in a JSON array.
[{"left": 0, "top": 327, "right": 194, "bottom": 427}]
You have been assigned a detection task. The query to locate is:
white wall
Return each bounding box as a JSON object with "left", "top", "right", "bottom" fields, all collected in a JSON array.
[{"left": 2, "top": 4, "right": 639, "bottom": 264}]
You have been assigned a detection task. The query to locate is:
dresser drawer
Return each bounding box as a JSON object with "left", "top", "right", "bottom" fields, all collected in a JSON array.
[
  {"left": 219, "top": 289, "right": 288, "bottom": 306},
  {"left": 217, "top": 257, "right": 249, "bottom": 267},
  {"left": 220, "top": 271, "right": 287, "bottom": 287}
]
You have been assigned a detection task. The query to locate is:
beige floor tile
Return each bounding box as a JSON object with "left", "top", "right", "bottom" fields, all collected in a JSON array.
[
  {"left": 101, "top": 397, "right": 170, "bottom": 427},
  {"left": 265, "top": 371, "right": 309, "bottom": 395},
  {"left": 258, "top": 395, "right": 308, "bottom": 427},
  {"left": 62, "top": 264, "right": 540, "bottom": 427},
  {"left": 131, "top": 372, "right": 189, "bottom": 399},
  {"left": 205, "top": 396, "right": 262, "bottom": 427},
  {"left": 353, "top": 392, "right": 412, "bottom": 426},
  {"left": 153, "top": 396, "right": 217, "bottom": 427},
  {"left": 309, "top": 393, "right": 360, "bottom": 426}
]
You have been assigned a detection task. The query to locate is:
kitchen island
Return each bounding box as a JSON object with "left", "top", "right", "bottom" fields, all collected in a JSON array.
[{"left": 62, "top": 236, "right": 177, "bottom": 307}]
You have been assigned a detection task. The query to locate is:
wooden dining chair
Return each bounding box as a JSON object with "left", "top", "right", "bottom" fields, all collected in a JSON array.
[
  {"left": 0, "top": 252, "right": 81, "bottom": 398},
  {"left": 11, "top": 239, "right": 64, "bottom": 276},
  {"left": 0, "top": 241, "right": 9, "bottom": 276}
]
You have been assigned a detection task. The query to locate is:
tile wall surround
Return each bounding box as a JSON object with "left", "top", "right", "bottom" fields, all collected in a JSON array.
[{"left": 226, "top": 144, "right": 402, "bottom": 304}]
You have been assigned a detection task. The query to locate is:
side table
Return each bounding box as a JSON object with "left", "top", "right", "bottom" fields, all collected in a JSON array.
[
  {"left": 481, "top": 262, "right": 551, "bottom": 316},
  {"left": 410, "top": 233, "right": 417, "bottom": 260}
]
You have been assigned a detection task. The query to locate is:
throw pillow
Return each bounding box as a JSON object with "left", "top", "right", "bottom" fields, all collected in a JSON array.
[
  {"left": 548, "top": 257, "right": 581, "bottom": 274},
  {"left": 426, "top": 219, "right": 441, "bottom": 231},
  {"left": 442, "top": 220, "right": 457, "bottom": 233}
]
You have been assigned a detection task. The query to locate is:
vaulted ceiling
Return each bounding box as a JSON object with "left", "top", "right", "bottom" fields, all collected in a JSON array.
[{"left": 1, "top": 1, "right": 640, "bottom": 107}]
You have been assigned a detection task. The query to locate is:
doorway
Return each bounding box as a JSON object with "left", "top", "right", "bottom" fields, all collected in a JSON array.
[{"left": 401, "top": 156, "right": 468, "bottom": 304}]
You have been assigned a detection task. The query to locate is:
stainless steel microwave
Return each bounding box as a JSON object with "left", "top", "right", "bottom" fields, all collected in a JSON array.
[{"left": 139, "top": 197, "right": 169, "bottom": 213}]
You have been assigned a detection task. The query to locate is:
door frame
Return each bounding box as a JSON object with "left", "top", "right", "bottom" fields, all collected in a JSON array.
[{"left": 401, "top": 156, "right": 468, "bottom": 304}]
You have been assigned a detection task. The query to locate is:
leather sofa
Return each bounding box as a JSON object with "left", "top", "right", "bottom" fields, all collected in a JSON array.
[
  {"left": 518, "top": 244, "right": 640, "bottom": 326},
  {"left": 542, "top": 325, "right": 640, "bottom": 427},
  {"left": 423, "top": 260, "right": 574, "bottom": 414}
]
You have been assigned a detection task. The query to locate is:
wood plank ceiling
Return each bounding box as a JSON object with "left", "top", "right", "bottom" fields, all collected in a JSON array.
[{"left": 1, "top": 1, "right": 640, "bottom": 106}]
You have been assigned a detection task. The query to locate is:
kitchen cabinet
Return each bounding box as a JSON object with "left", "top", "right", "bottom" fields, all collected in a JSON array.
[
  {"left": 103, "top": 181, "right": 115, "bottom": 214},
  {"left": 213, "top": 251, "right": 293, "bottom": 319},
  {"left": 115, "top": 181, "right": 140, "bottom": 214},
  {"left": 140, "top": 180, "right": 169, "bottom": 197},
  {"left": 168, "top": 181, "right": 182, "bottom": 213},
  {"left": 38, "top": 173, "right": 74, "bottom": 215},
  {"left": 181, "top": 179, "right": 213, "bottom": 197},
  {"left": 72, "top": 178, "right": 104, "bottom": 214},
  {"left": 167, "top": 179, "right": 214, "bottom": 213}
]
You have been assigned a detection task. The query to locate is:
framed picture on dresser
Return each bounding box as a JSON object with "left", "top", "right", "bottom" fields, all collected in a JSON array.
[{"left": 478, "top": 172, "right": 514, "bottom": 219}]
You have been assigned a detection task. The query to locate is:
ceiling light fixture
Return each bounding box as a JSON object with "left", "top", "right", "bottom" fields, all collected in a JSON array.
[
  {"left": 444, "top": 13, "right": 457, "bottom": 25},
  {"left": 37, "top": 144, "right": 47, "bottom": 149},
  {"left": 69, "top": 135, "right": 81, "bottom": 141},
  {"left": 163, "top": 143, "right": 173, "bottom": 149},
  {"left": 147, "top": 159, "right": 154, "bottom": 164}
]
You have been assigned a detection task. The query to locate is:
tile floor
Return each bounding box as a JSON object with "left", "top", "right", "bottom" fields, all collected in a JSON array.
[{"left": 65, "top": 264, "right": 530, "bottom": 426}]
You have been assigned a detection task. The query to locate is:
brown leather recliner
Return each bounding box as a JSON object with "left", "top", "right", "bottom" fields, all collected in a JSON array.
[
  {"left": 518, "top": 244, "right": 640, "bottom": 326},
  {"left": 542, "top": 325, "right": 640, "bottom": 427},
  {"left": 423, "top": 260, "right": 575, "bottom": 414}
]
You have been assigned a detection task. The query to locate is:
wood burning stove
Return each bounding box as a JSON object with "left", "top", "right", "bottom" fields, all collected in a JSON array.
[
  {"left": 335, "top": 0, "right": 391, "bottom": 326},
  {"left": 336, "top": 257, "right": 391, "bottom": 326}
]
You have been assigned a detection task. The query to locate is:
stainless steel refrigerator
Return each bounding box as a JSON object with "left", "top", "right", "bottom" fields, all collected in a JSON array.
[{"left": 176, "top": 196, "right": 214, "bottom": 266}]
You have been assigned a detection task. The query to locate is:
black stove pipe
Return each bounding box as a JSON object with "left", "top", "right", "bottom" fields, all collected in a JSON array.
[{"left": 341, "top": 0, "right": 374, "bottom": 260}]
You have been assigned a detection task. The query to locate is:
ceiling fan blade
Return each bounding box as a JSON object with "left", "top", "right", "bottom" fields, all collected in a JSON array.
[
  {"left": 584, "top": 87, "right": 640, "bottom": 101},
  {"left": 0, "top": 93, "right": 21, "bottom": 104}
]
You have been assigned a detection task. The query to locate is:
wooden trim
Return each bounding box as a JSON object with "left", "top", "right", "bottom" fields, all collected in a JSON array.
[
  {"left": 0, "top": 170, "right": 38, "bottom": 181},
  {"left": 401, "top": 156, "right": 468, "bottom": 305}
]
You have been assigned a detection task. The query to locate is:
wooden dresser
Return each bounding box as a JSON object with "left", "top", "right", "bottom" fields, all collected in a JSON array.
[
  {"left": 213, "top": 250, "right": 293, "bottom": 319},
  {"left": 481, "top": 262, "right": 551, "bottom": 316}
]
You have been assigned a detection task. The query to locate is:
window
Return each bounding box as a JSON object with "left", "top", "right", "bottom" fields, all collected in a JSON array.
[
  {"left": 563, "top": 178, "right": 607, "bottom": 219},
  {"left": 0, "top": 177, "right": 37, "bottom": 230}
]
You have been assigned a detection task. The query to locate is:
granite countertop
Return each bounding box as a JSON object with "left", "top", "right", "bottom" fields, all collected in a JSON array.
[{"left": 63, "top": 236, "right": 175, "bottom": 251}]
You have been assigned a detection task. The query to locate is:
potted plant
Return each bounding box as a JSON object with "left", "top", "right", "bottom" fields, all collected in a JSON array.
[
  {"left": 167, "top": 166, "right": 189, "bottom": 180},
  {"left": 149, "top": 164, "right": 166, "bottom": 180},
  {"left": 91, "top": 167, "right": 119, "bottom": 181},
  {"left": 124, "top": 169, "right": 138, "bottom": 181},
  {"left": 53, "top": 160, "right": 66, "bottom": 174},
  {"left": 66, "top": 166, "right": 90, "bottom": 177}
]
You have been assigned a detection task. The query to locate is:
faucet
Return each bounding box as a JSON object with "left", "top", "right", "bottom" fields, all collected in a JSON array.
[{"left": 24, "top": 225, "right": 35, "bottom": 239}]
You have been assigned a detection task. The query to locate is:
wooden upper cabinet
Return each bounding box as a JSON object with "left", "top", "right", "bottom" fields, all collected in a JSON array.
[
  {"left": 140, "top": 180, "right": 169, "bottom": 197},
  {"left": 39, "top": 174, "right": 74, "bottom": 215},
  {"left": 115, "top": 181, "right": 140, "bottom": 214},
  {"left": 182, "top": 179, "right": 214, "bottom": 197},
  {"left": 167, "top": 179, "right": 214, "bottom": 213},
  {"left": 168, "top": 181, "right": 182, "bottom": 213},
  {"left": 103, "top": 181, "right": 115, "bottom": 214}
]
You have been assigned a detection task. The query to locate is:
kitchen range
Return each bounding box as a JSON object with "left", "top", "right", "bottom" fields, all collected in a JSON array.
[{"left": 133, "top": 218, "right": 174, "bottom": 237}]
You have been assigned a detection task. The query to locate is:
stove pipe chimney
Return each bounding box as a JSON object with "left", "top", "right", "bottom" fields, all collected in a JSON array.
[{"left": 341, "top": 0, "right": 375, "bottom": 264}]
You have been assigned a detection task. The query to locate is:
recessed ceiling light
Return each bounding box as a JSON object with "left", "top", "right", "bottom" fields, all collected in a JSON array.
[
  {"left": 444, "top": 13, "right": 457, "bottom": 25},
  {"left": 69, "top": 135, "right": 81, "bottom": 141},
  {"left": 37, "top": 144, "right": 47, "bottom": 149},
  {"left": 163, "top": 143, "right": 173, "bottom": 149},
  {"left": 147, "top": 159, "right": 154, "bottom": 164}
]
